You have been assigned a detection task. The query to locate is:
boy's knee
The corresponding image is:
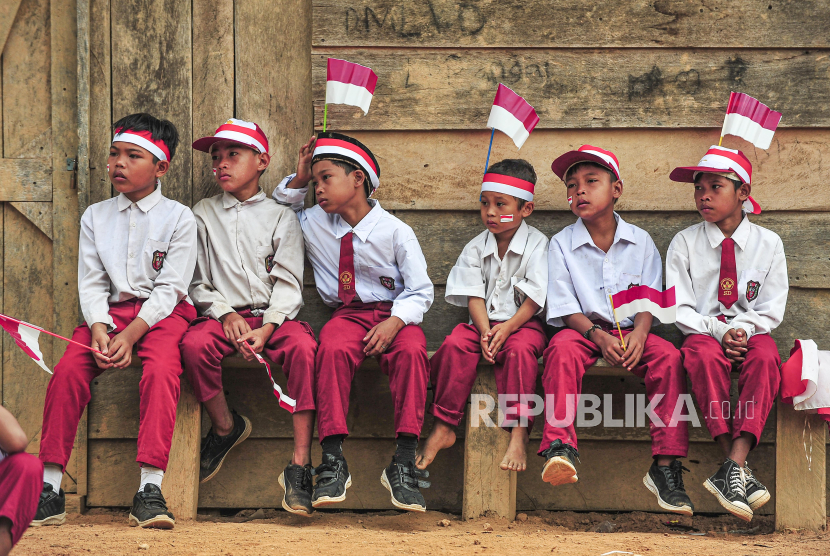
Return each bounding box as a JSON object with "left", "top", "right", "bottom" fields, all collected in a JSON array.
[{"left": 7, "top": 453, "right": 43, "bottom": 481}]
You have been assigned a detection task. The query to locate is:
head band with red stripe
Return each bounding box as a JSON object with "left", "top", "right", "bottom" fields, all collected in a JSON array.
[
  {"left": 113, "top": 128, "right": 172, "bottom": 161},
  {"left": 312, "top": 132, "right": 380, "bottom": 192},
  {"left": 550, "top": 144, "right": 622, "bottom": 183},
  {"left": 192, "top": 118, "right": 269, "bottom": 154},
  {"left": 481, "top": 172, "right": 535, "bottom": 202}
]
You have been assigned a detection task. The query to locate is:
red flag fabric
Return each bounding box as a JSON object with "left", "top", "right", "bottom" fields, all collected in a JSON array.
[
  {"left": 610, "top": 285, "right": 676, "bottom": 324},
  {"left": 0, "top": 314, "right": 51, "bottom": 374},
  {"left": 486, "top": 84, "right": 539, "bottom": 149},
  {"left": 325, "top": 58, "right": 378, "bottom": 114},
  {"left": 780, "top": 339, "right": 830, "bottom": 424},
  {"left": 721, "top": 92, "right": 782, "bottom": 149}
]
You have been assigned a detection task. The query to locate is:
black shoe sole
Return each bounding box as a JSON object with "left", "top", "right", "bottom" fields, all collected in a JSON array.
[
  {"left": 200, "top": 415, "right": 252, "bottom": 484},
  {"left": 703, "top": 479, "right": 753, "bottom": 522},
  {"left": 642, "top": 473, "right": 694, "bottom": 516},
  {"left": 380, "top": 469, "right": 426, "bottom": 513},
  {"left": 30, "top": 512, "right": 66, "bottom": 527},
  {"left": 128, "top": 512, "right": 175, "bottom": 529},
  {"left": 311, "top": 474, "right": 352, "bottom": 508},
  {"left": 278, "top": 471, "right": 313, "bottom": 517}
]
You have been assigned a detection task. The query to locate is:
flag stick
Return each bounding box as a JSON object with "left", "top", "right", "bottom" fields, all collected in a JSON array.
[
  {"left": 484, "top": 127, "right": 495, "bottom": 174},
  {"left": 718, "top": 135, "right": 723, "bottom": 146},
  {"left": 323, "top": 104, "right": 328, "bottom": 133},
  {"left": 1, "top": 314, "right": 104, "bottom": 355},
  {"left": 608, "top": 295, "right": 627, "bottom": 351}
]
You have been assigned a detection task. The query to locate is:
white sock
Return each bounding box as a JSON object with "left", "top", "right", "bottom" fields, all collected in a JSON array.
[
  {"left": 138, "top": 466, "right": 164, "bottom": 493},
  {"left": 43, "top": 464, "right": 63, "bottom": 493}
]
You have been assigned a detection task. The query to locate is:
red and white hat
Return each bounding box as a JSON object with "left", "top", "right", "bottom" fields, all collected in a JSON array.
[
  {"left": 112, "top": 127, "right": 172, "bottom": 161},
  {"left": 312, "top": 132, "right": 380, "bottom": 193},
  {"left": 192, "top": 118, "right": 269, "bottom": 154},
  {"left": 550, "top": 145, "right": 622, "bottom": 183},
  {"left": 481, "top": 173, "right": 535, "bottom": 202},
  {"left": 669, "top": 145, "right": 761, "bottom": 214}
]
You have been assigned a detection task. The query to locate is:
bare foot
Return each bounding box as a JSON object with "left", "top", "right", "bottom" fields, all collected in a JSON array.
[
  {"left": 499, "top": 427, "right": 529, "bottom": 471},
  {"left": 415, "top": 421, "right": 456, "bottom": 470}
]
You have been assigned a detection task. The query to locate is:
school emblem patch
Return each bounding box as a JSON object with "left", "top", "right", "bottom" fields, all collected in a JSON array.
[
  {"left": 265, "top": 254, "right": 275, "bottom": 273},
  {"left": 627, "top": 283, "right": 639, "bottom": 289},
  {"left": 380, "top": 276, "right": 395, "bottom": 291},
  {"left": 746, "top": 280, "right": 760, "bottom": 302},
  {"left": 339, "top": 270, "right": 353, "bottom": 290},
  {"left": 152, "top": 250, "right": 166, "bottom": 271},
  {"left": 720, "top": 277, "right": 735, "bottom": 295}
]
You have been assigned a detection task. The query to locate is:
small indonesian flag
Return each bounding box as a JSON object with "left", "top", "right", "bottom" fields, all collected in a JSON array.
[
  {"left": 326, "top": 58, "right": 378, "bottom": 115},
  {"left": 500, "top": 214, "right": 514, "bottom": 223},
  {"left": 721, "top": 92, "right": 782, "bottom": 150},
  {"left": 781, "top": 340, "right": 830, "bottom": 423},
  {"left": 0, "top": 314, "right": 51, "bottom": 374},
  {"left": 611, "top": 286, "right": 676, "bottom": 324},
  {"left": 486, "top": 84, "right": 539, "bottom": 149},
  {"left": 243, "top": 343, "right": 296, "bottom": 413}
]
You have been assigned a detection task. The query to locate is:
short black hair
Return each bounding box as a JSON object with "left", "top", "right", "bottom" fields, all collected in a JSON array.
[
  {"left": 112, "top": 113, "right": 179, "bottom": 161},
  {"left": 314, "top": 158, "right": 371, "bottom": 198},
  {"left": 565, "top": 161, "right": 616, "bottom": 183},
  {"left": 693, "top": 172, "right": 742, "bottom": 190},
  {"left": 486, "top": 158, "right": 536, "bottom": 208}
]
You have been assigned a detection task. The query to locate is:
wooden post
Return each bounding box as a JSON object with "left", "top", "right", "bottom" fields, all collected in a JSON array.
[
  {"left": 161, "top": 377, "right": 201, "bottom": 521},
  {"left": 775, "top": 399, "right": 827, "bottom": 531},
  {"left": 462, "top": 364, "right": 516, "bottom": 521}
]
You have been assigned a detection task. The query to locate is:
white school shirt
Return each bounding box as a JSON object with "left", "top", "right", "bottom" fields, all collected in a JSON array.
[
  {"left": 665, "top": 216, "right": 788, "bottom": 344},
  {"left": 189, "top": 189, "right": 305, "bottom": 326},
  {"left": 445, "top": 221, "right": 548, "bottom": 322},
  {"left": 546, "top": 213, "right": 662, "bottom": 328},
  {"left": 273, "top": 174, "right": 434, "bottom": 325},
  {"left": 78, "top": 186, "right": 197, "bottom": 331}
]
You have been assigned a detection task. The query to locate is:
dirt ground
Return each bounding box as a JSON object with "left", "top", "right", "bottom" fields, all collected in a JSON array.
[{"left": 15, "top": 508, "right": 829, "bottom": 555}]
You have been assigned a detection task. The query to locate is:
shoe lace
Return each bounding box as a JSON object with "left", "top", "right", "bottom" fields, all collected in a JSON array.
[
  {"left": 203, "top": 429, "right": 222, "bottom": 453},
  {"left": 664, "top": 461, "right": 690, "bottom": 491},
  {"left": 292, "top": 466, "right": 311, "bottom": 491},
  {"left": 743, "top": 464, "right": 759, "bottom": 486},
  {"left": 728, "top": 464, "right": 747, "bottom": 497}
]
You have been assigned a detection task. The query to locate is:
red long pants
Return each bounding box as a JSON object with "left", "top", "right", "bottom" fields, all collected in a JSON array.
[
  {"left": 39, "top": 299, "right": 195, "bottom": 472},
  {"left": 180, "top": 311, "right": 317, "bottom": 409},
  {"left": 540, "top": 328, "right": 689, "bottom": 458},
  {"left": 429, "top": 319, "right": 547, "bottom": 429},
  {"left": 681, "top": 333, "right": 780, "bottom": 445},
  {"left": 315, "top": 302, "right": 429, "bottom": 439},
  {"left": 0, "top": 453, "right": 42, "bottom": 546}
]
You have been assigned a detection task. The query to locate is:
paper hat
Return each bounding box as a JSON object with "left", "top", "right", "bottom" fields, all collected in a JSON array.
[
  {"left": 550, "top": 145, "right": 622, "bottom": 183},
  {"left": 112, "top": 127, "right": 172, "bottom": 161},
  {"left": 192, "top": 118, "right": 269, "bottom": 154},
  {"left": 669, "top": 145, "right": 760, "bottom": 214},
  {"left": 481, "top": 173, "right": 535, "bottom": 202},
  {"left": 312, "top": 132, "right": 380, "bottom": 193}
]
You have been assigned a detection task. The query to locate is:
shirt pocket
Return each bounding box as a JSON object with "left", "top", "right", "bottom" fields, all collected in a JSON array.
[
  {"left": 255, "top": 244, "right": 276, "bottom": 285},
  {"left": 143, "top": 239, "right": 170, "bottom": 281},
  {"left": 618, "top": 272, "right": 642, "bottom": 292},
  {"left": 366, "top": 265, "right": 403, "bottom": 300},
  {"left": 738, "top": 269, "right": 767, "bottom": 309}
]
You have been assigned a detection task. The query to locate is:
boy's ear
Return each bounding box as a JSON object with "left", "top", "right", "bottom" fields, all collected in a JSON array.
[
  {"left": 738, "top": 183, "right": 751, "bottom": 201},
  {"left": 521, "top": 201, "right": 534, "bottom": 217},
  {"left": 352, "top": 169, "right": 366, "bottom": 191},
  {"left": 257, "top": 151, "right": 271, "bottom": 171},
  {"left": 154, "top": 159, "right": 170, "bottom": 178},
  {"left": 611, "top": 179, "right": 623, "bottom": 200}
]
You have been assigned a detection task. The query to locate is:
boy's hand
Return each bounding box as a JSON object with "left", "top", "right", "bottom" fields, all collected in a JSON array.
[
  {"left": 237, "top": 324, "right": 275, "bottom": 362},
  {"left": 90, "top": 323, "right": 113, "bottom": 369},
  {"left": 478, "top": 326, "right": 494, "bottom": 364},
  {"left": 107, "top": 331, "right": 136, "bottom": 369},
  {"left": 722, "top": 328, "right": 748, "bottom": 365},
  {"left": 220, "top": 312, "right": 252, "bottom": 352},
  {"left": 621, "top": 329, "right": 646, "bottom": 371},
  {"left": 592, "top": 330, "right": 625, "bottom": 366},
  {"left": 486, "top": 321, "right": 518, "bottom": 362},
  {"left": 364, "top": 316, "right": 405, "bottom": 357},
  {"left": 293, "top": 136, "right": 316, "bottom": 187}
]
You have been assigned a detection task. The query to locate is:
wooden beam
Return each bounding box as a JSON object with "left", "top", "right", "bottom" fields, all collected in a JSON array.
[
  {"left": 88, "top": 0, "right": 111, "bottom": 206},
  {"left": 312, "top": 49, "right": 830, "bottom": 130},
  {"left": 0, "top": 0, "right": 23, "bottom": 53},
  {"left": 313, "top": 0, "right": 830, "bottom": 49},
  {"left": 9, "top": 202, "right": 52, "bottom": 239},
  {"left": 0, "top": 158, "right": 52, "bottom": 201},
  {"left": 161, "top": 378, "right": 200, "bottom": 521}
]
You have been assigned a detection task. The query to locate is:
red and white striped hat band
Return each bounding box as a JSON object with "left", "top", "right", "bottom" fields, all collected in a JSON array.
[
  {"left": 550, "top": 145, "right": 622, "bottom": 183},
  {"left": 112, "top": 128, "right": 171, "bottom": 161},
  {"left": 312, "top": 133, "right": 380, "bottom": 191},
  {"left": 669, "top": 145, "right": 752, "bottom": 185},
  {"left": 192, "top": 118, "right": 269, "bottom": 154},
  {"left": 481, "top": 172, "right": 535, "bottom": 202}
]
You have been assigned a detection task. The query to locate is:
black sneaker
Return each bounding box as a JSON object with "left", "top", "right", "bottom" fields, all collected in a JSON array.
[
  {"left": 199, "top": 411, "right": 252, "bottom": 483},
  {"left": 380, "top": 456, "right": 430, "bottom": 512},
  {"left": 643, "top": 460, "right": 694, "bottom": 516},
  {"left": 30, "top": 484, "right": 66, "bottom": 527},
  {"left": 278, "top": 463, "right": 314, "bottom": 516},
  {"left": 743, "top": 464, "right": 770, "bottom": 511},
  {"left": 311, "top": 453, "right": 351, "bottom": 507},
  {"left": 539, "top": 439, "right": 579, "bottom": 486},
  {"left": 703, "top": 459, "right": 752, "bottom": 522},
  {"left": 128, "top": 484, "right": 175, "bottom": 529}
]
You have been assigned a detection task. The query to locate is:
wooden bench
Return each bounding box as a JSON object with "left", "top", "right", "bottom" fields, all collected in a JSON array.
[{"left": 160, "top": 353, "right": 826, "bottom": 530}]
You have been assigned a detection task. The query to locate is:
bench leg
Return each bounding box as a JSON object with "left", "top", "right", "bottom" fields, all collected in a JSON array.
[
  {"left": 462, "top": 364, "right": 517, "bottom": 521},
  {"left": 775, "top": 398, "right": 827, "bottom": 531},
  {"left": 161, "top": 376, "right": 201, "bottom": 521}
]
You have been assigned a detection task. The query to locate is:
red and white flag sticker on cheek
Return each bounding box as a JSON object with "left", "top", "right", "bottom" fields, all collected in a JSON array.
[
  {"left": 568, "top": 196, "right": 573, "bottom": 205},
  {"left": 212, "top": 168, "right": 217, "bottom": 175},
  {"left": 500, "top": 214, "right": 514, "bottom": 222}
]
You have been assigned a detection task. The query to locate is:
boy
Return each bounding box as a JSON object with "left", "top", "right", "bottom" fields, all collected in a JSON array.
[
  {"left": 542, "top": 145, "right": 692, "bottom": 516},
  {"left": 273, "top": 132, "right": 434, "bottom": 512},
  {"left": 667, "top": 145, "right": 788, "bottom": 521},
  {"left": 416, "top": 159, "right": 548, "bottom": 473},
  {"left": 181, "top": 118, "right": 318, "bottom": 516},
  {"left": 33, "top": 113, "right": 197, "bottom": 529},
  {"left": 0, "top": 405, "right": 42, "bottom": 553}
]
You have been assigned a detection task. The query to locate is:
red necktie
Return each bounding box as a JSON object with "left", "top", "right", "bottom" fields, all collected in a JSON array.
[
  {"left": 338, "top": 232, "right": 356, "bottom": 305},
  {"left": 718, "top": 238, "right": 737, "bottom": 309}
]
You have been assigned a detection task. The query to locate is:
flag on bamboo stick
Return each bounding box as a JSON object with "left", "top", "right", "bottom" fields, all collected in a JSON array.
[
  {"left": 611, "top": 286, "right": 677, "bottom": 324},
  {"left": 486, "top": 84, "right": 539, "bottom": 149},
  {"left": 720, "top": 92, "right": 782, "bottom": 150},
  {"left": 0, "top": 314, "right": 51, "bottom": 374},
  {"left": 325, "top": 58, "right": 378, "bottom": 115}
]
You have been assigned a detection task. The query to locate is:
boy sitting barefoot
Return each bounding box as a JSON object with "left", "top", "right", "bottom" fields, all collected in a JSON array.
[
  {"left": 181, "top": 119, "right": 318, "bottom": 515},
  {"left": 417, "top": 159, "right": 548, "bottom": 473}
]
